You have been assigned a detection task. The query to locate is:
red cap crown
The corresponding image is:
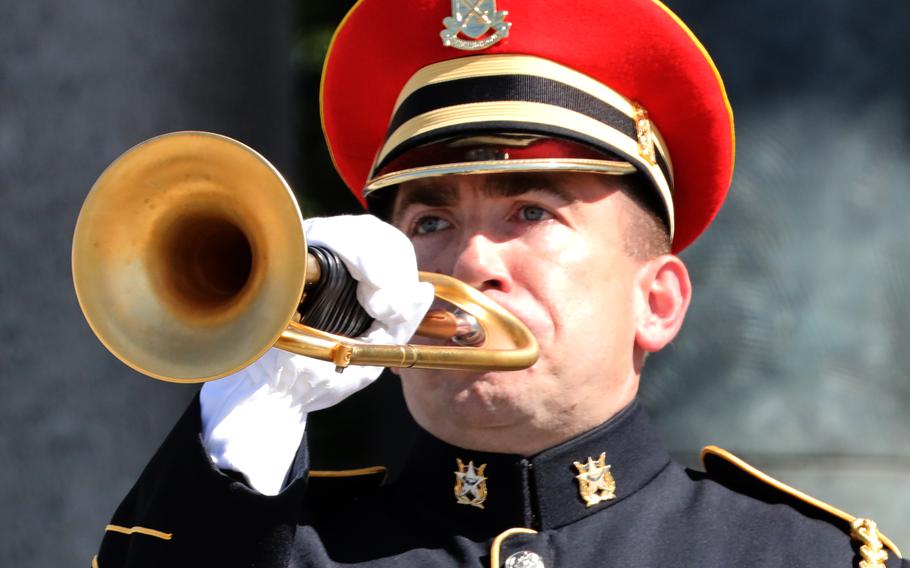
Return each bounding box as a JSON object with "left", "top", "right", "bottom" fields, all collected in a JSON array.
[{"left": 321, "top": 0, "right": 734, "bottom": 252}]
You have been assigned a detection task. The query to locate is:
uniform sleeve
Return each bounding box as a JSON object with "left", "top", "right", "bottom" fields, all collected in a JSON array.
[{"left": 94, "top": 395, "right": 309, "bottom": 568}]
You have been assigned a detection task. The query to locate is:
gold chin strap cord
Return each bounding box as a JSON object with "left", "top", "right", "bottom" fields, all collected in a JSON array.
[{"left": 851, "top": 518, "right": 888, "bottom": 568}]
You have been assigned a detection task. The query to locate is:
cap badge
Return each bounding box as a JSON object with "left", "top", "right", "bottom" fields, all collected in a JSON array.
[
  {"left": 454, "top": 458, "right": 488, "bottom": 508},
  {"left": 440, "top": 0, "right": 511, "bottom": 51},
  {"left": 573, "top": 452, "right": 616, "bottom": 507}
]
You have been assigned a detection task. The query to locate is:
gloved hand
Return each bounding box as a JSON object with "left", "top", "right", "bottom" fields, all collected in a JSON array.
[{"left": 200, "top": 215, "right": 434, "bottom": 495}]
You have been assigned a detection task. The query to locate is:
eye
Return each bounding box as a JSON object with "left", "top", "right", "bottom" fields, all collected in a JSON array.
[
  {"left": 518, "top": 205, "right": 552, "bottom": 222},
  {"left": 413, "top": 215, "right": 452, "bottom": 235}
]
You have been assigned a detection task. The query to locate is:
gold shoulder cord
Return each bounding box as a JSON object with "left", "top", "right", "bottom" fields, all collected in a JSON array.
[
  {"left": 851, "top": 518, "right": 888, "bottom": 568},
  {"left": 701, "top": 447, "right": 902, "bottom": 567}
]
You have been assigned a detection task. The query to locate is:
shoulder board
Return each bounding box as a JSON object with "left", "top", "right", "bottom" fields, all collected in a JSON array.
[
  {"left": 701, "top": 446, "right": 902, "bottom": 559},
  {"left": 307, "top": 465, "right": 387, "bottom": 491}
]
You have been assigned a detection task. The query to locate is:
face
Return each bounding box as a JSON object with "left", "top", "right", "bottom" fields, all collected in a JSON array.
[{"left": 391, "top": 172, "right": 653, "bottom": 454}]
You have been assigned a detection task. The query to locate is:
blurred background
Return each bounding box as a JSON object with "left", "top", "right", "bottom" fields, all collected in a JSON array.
[{"left": 2, "top": 0, "right": 909, "bottom": 564}]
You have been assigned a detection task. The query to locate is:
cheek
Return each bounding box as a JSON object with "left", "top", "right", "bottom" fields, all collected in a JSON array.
[
  {"left": 515, "top": 225, "right": 597, "bottom": 295},
  {"left": 516, "top": 226, "right": 637, "bottom": 340},
  {"left": 538, "top": 226, "right": 593, "bottom": 267},
  {"left": 503, "top": 227, "right": 597, "bottom": 337},
  {"left": 412, "top": 237, "right": 452, "bottom": 272}
]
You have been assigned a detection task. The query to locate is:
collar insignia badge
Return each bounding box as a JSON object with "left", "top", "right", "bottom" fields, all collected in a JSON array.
[
  {"left": 454, "top": 458, "right": 488, "bottom": 508},
  {"left": 573, "top": 452, "right": 617, "bottom": 507},
  {"left": 440, "top": 0, "right": 511, "bottom": 51}
]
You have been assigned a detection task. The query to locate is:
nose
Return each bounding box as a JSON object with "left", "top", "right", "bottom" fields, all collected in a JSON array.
[{"left": 451, "top": 234, "right": 513, "bottom": 293}]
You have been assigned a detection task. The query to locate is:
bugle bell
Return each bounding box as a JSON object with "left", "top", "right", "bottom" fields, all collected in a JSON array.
[{"left": 71, "top": 131, "right": 538, "bottom": 383}]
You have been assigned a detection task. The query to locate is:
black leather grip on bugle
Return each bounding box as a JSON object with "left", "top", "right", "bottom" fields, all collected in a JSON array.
[{"left": 298, "top": 246, "right": 375, "bottom": 338}]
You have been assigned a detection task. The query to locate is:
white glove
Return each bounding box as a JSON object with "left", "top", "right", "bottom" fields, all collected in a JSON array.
[{"left": 200, "top": 215, "right": 434, "bottom": 495}]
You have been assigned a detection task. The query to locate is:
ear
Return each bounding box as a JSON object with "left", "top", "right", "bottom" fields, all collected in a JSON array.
[{"left": 633, "top": 255, "right": 691, "bottom": 353}]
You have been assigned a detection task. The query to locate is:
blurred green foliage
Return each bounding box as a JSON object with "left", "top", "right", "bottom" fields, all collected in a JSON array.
[
  {"left": 293, "top": 1, "right": 361, "bottom": 217},
  {"left": 292, "top": 1, "right": 414, "bottom": 472}
]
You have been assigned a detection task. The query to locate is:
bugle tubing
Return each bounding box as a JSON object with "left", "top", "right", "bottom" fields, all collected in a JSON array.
[{"left": 71, "top": 131, "right": 538, "bottom": 383}]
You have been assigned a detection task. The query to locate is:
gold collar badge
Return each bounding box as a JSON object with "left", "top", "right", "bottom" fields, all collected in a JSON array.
[
  {"left": 454, "top": 458, "right": 488, "bottom": 508},
  {"left": 574, "top": 452, "right": 616, "bottom": 507},
  {"left": 440, "top": 0, "right": 511, "bottom": 51}
]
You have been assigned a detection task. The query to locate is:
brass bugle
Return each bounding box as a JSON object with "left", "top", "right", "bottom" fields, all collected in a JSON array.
[{"left": 72, "top": 131, "right": 539, "bottom": 383}]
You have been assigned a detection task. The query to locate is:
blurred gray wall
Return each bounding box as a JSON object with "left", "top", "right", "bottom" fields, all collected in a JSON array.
[
  {"left": 644, "top": 0, "right": 910, "bottom": 546},
  {"left": 0, "top": 1, "right": 292, "bottom": 565},
  {"left": 2, "top": 0, "right": 909, "bottom": 565}
]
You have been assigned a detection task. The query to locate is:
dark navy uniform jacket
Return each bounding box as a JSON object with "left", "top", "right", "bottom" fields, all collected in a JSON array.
[{"left": 96, "top": 398, "right": 906, "bottom": 567}]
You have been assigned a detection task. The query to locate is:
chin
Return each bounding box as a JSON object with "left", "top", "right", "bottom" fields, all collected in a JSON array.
[
  {"left": 456, "top": 369, "right": 537, "bottom": 411},
  {"left": 401, "top": 364, "right": 547, "bottom": 430},
  {"left": 438, "top": 368, "right": 539, "bottom": 403}
]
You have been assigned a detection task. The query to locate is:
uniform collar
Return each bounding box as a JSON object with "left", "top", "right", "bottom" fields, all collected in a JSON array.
[{"left": 395, "top": 400, "right": 670, "bottom": 536}]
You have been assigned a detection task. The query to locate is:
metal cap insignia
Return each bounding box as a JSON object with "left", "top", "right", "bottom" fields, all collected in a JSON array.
[{"left": 441, "top": 0, "right": 511, "bottom": 51}]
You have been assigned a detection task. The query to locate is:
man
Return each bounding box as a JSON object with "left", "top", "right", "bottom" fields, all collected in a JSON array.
[{"left": 95, "top": 0, "right": 906, "bottom": 566}]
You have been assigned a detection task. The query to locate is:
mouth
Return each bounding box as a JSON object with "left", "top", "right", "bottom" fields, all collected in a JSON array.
[{"left": 408, "top": 289, "right": 544, "bottom": 376}]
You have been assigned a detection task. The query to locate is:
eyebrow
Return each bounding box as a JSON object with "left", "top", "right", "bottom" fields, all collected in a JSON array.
[
  {"left": 483, "top": 173, "right": 575, "bottom": 203},
  {"left": 393, "top": 173, "right": 576, "bottom": 221},
  {"left": 395, "top": 183, "right": 460, "bottom": 214}
]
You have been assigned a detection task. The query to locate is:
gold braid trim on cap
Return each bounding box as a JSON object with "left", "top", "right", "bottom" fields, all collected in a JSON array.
[{"left": 852, "top": 518, "right": 889, "bottom": 568}]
